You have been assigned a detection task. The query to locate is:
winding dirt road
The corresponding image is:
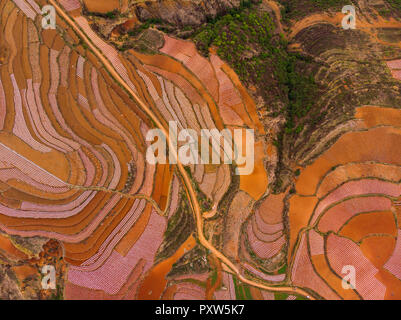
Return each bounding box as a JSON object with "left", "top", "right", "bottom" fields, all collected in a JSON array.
[{"left": 48, "top": 0, "right": 315, "bottom": 299}]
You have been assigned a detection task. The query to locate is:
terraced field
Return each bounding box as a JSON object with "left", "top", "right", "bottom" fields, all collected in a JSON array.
[
  {"left": 0, "top": 0, "right": 275, "bottom": 299},
  {"left": 0, "top": 0, "right": 401, "bottom": 300},
  {"left": 287, "top": 106, "right": 401, "bottom": 299}
]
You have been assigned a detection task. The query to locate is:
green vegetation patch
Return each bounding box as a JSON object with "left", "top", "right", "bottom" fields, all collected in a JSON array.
[
  {"left": 277, "top": 263, "right": 287, "bottom": 274},
  {"left": 168, "top": 244, "right": 209, "bottom": 278},
  {"left": 283, "top": 53, "right": 318, "bottom": 134},
  {"left": 193, "top": 5, "right": 319, "bottom": 137},
  {"left": 183, "top": 166, "right": 212, "bottom": 212},
  {"left": 232, "top": 276, "right": 253, "bottom": 300},
  {"left": 83, "top": 8, "right": 120, "bottom": 19},
  {"left": 155, "top": 195, "right": 195, "bottom": 262},
  {"left": 127, "top": 18, "right": 164, "bottom": 37},
  {"left": 51, "top": 285, "right": 64, "bottom": 300},
  {"left": 386, "top": 0, "right": 401, "bottom": 11},
  {"left": 193, "top": 6, "right": 284, "bottom": 89},
  {"left": 274, "top": 292, "right": 307, "bottom": 300}
]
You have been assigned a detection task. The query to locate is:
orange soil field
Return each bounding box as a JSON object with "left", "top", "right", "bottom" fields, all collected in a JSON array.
[
  {"left": 311, "top": 254, "right": 360, "bottom": 300},
  {"left": 138, "top": 235, "right": 196, "bottom": 300},
  {"left": 360, "top": 236, "right": 396, "bottom": 269},
  {"left": 12, "top": 265, "right": 37, "bottom": 283},
  {"left": 339, "top": 211, "right": 397, "bottom": 242},
  {"left": 288, "top": 106, "right": 401, "bottom": 299},
  {"left": 0, "top": 233, "right": 28, "bottom": 260},
  {"left": 296, "top": 126, "right": 401, "bottom": 196},
  {"left": 239, "top": 140, "right": 268, "bottom": 200},
  {"left": 82, "top": 0, "right": 120, "bottom": 14},
  {"left": 356, "top": 106, "right": 401, "bottom": 128}
]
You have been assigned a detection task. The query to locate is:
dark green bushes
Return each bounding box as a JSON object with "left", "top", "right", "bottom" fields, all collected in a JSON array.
[
  {"left": 193, "top": 7, "right": 318, "bottom": 137},
  {"left": 386, "top": 0, "right": 401, "bottom": 10}
]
